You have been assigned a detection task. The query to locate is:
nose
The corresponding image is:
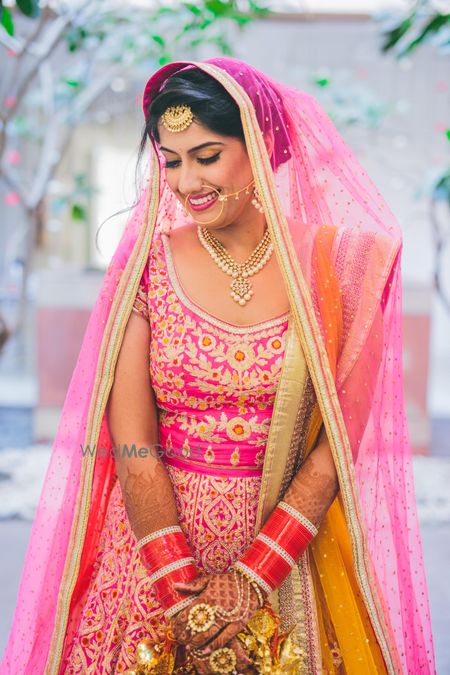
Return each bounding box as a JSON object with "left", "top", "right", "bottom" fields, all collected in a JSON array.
[{"left": 177, "top": 162, "right": 203, "bottom": 197}]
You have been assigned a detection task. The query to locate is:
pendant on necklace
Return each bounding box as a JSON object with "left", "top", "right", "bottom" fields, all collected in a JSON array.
[{"left": 230, "top": 274, "right": 253, "bottom": 306}]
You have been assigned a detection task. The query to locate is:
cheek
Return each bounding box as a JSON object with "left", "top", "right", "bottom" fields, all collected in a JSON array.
[
  {"left": 210, "top": 160, "right": 240, "bottom": 186},
  {"left": 165, "top": 171, "right": 178, "bottom": 193}
]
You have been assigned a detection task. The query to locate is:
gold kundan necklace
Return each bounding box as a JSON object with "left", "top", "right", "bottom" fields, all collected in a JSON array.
[{"left": 197, "top": 225, "right": 273, "bottom": 306}]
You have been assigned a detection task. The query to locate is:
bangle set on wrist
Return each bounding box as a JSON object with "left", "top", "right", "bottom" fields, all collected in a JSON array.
[
  {"left": 235, "top": 501, "right": 318, "bottom": 594},
  {"left": 137, "top": 525, "right": 198, "bottom": 618}
]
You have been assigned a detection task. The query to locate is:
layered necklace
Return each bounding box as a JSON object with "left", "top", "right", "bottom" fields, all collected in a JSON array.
[{"left": 197, "top": 225, "right": 273, "bottom": 306}]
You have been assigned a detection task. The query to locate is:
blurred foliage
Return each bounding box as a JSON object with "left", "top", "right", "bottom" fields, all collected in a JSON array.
[
  {"left": 309, "top": 72, "right": 389, "bottom": 131},
  {"left": 51, "top": 173, "right": 97, "bottom": 224},
  {"left": 378, "top": 0, "right": 449, "bottom": 203},
  {"left": 379, "top": 1, "right": 449, "bottom": 57},
  {"left": 0, "top": 0, "right": 271, "bottom": 216},
  {"left": 1, "top": 0, "right": 40, "bottom": 35},
  {"left": 378, "top": 0, "right": 450, "bottom": 311}
]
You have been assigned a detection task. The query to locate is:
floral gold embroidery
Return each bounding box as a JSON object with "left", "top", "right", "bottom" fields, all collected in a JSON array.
[
  {"left": 230, "top": 447, "right": 240, "bottom": 465},
  {"left": 204, "top": 446, "right": 215, "bottom": 463},
  {"left": 330, "top": 642, "right": 343, "bottom": 668},
  {"left": 226, "top": 416, "right": 251, "bottom": 441}
]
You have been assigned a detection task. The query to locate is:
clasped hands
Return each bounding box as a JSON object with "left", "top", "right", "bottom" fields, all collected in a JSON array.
[{"left": 170, "top": 569, "right": 262, "bottom": 674}]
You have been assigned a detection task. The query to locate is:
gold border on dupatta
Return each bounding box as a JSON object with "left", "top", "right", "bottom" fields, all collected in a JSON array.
[
  {"left": 196, "top": 63, "right": 400, "bottom": 674},
  {"left": 255, "top": 319, "right": 306, "bottom": 529},
  {"left": 44, "top": 154, "right": 161, "bottom": 675},
  {"left": 252, "top": 318, "right": 321, "bottom": 673}
]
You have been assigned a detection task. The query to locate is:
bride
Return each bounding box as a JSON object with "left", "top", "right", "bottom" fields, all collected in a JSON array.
[{"left": 1, "top": 57, "right": 435, "bottom": 675}]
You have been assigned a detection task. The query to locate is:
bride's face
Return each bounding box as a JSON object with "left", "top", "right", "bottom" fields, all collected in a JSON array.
[{"left": 157, "top": 118, "right": 257, "bottom": 230}]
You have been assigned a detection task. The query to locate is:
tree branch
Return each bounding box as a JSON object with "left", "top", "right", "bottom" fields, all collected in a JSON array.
[
  {"left": 430, "top": 196, "right": 450, "bottom": 314},
  {"left": 3, "top": 15, "right": 71, "bottom": 126},
  {"left": 29, "top": 60, "right": 56, "bottom": 209},
  {"left": 0, "top": 163, "right": 28, "bottom": 205}
]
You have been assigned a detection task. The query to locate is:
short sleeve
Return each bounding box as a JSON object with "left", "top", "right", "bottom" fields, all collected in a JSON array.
[{"left": 131, "top": 263, "right": 149, "bottom": 321}]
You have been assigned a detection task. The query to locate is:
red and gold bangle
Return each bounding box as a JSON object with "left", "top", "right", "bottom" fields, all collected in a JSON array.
[
  {"left": 234, "top": 501, "right": 317, "bottom": 594},
  {"left": 138, "top": 526, "right": 198, "bottom": 615},
  {"left": 137, "top": 524, "right": 182, "bottom": 549}
]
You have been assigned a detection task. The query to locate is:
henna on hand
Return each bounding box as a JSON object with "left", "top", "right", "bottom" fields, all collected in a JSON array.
[
  {"left": 171, "top": 570, "right": 260, "bottom": 653},
  {"left": 283, "top": 436, "right": 339, "bottom": 529},
  {"left": 121, "top": 460, "right": 179, "bottom": 539}
]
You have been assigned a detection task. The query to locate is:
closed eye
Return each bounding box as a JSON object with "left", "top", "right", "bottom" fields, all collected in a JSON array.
[
  {"left": 198, "top": 153, "right": 221, "bottom": 165},
  {"left": 165, "top": 152, "right": 221, "bottom": 169}
]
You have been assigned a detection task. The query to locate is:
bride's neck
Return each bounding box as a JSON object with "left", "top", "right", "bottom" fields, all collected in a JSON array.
[{"left": 202, "top": 213, "right": 267, "bottom": 261}]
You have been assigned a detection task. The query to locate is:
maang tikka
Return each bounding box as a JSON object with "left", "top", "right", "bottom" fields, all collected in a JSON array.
[{"left": 161, "top": 105, "right": 194, "bottom": 133}]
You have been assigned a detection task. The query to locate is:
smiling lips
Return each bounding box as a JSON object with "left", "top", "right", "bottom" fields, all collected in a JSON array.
[{"left": 187, "top": 190, "right": 220, "bottom": 212}]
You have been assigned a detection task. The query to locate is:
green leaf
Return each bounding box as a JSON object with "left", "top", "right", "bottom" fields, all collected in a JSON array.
[
  {"left": 232, "top": 13, "right": 251, "bottom": 26},
  {"left": 381, "top": 14, "right": 414, "bottom": 53},
  {"left": 314, "top": 77, "right": 330, "bottom": 88},
  {"left": 248, "top": 0, "right": 271, "bottom": 16},
  {"left": 71, "top": 204, "right": 87, "bottom": 222},
  {"left": 65, "top": 26, "right": 89, "bottom": 53},
  {"left": 64, "top": 78, "right": 80, "bottom": 88},
  {"left": 154, "top": 6, "right": 175, "bottom": 18},
  {"left": 184, "top": 2, "right": 202, "bottom": 16},
  {"left": 16, "top": 0, "right": 40, "bottom": 19},
  {"left": 1, "top": 7, "right": 14, "bottom": 36},
  {"left": 446, "top": 129, "right": 450, "bottom": 141},
  {"left": 152, "top": 34, "right": 166, "bottom": 47},
  {"left": 204, "top": 0, "right": 233, "bottom": 18},
  {"left": 400, "top": 14, "right": 449, "bottom": 56},
  {"left": 432, "top": 170, "right": 450, "bottom": 202}
]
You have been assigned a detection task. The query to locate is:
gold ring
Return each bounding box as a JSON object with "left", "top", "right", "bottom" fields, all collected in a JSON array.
[
  {"left": 209, "top": 646, "right": 237, "bottom": 673},
  {"left": 187, "top": 602, "right": 216, "bottom": 634}
]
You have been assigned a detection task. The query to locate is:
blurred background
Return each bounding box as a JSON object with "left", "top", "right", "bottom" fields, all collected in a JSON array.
[{"left": 0, "top": 0, "right": 449, "bottom": 670}]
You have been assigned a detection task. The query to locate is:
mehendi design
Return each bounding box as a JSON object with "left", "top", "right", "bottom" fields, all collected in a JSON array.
[
  {"left": 121, "top": 462, "right": 179, "bottom": 539},
  {"left": 283, "top": 449, "right": 339, "bottom": 528}
]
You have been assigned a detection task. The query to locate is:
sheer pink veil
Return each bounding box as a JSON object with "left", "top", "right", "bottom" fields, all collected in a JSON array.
[{"left": 0, "top": 57, "right": 434, "bottom": 674}]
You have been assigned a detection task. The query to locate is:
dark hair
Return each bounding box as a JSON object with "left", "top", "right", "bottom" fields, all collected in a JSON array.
[{"left": 137, "top": 68, "right": 244, "bottom": 163}]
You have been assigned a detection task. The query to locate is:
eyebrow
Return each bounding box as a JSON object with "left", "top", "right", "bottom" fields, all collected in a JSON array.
[{"left": 159, "top": 141, "right": 225, "bottom": 154}]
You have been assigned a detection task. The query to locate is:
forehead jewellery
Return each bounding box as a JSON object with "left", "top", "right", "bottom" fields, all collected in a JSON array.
[{"left": 161, "top": 105, "right": 194, "bottom": 133}]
